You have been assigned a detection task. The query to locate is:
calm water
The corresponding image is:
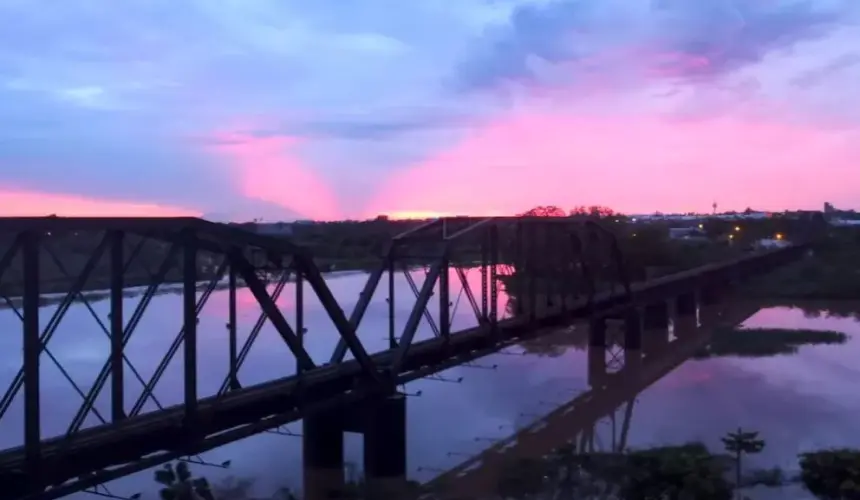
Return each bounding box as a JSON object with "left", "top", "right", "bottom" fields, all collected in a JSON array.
[{"left": 0, "top": 271, "right": 857, "bottom": 499}]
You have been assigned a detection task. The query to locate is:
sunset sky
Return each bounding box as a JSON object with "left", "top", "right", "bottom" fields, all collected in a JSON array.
[{"left": 1, "top": 0, "right": 859, "bottom": 220}]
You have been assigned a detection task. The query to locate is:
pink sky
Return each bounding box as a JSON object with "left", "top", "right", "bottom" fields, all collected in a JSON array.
[
  {"left": 2, "top": 1, "right": 859, "bottom": 220},
  {"left": 0, "top": 188, "right": 199, "bottom": 217}
]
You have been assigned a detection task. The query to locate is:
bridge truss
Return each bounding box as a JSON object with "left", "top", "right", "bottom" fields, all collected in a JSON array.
[{"left": 0, "top": 216, "right": 631, "bottom": 500}]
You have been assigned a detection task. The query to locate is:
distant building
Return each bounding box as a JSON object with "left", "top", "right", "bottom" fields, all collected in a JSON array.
[{"left": 824, "top": 202, "right": 836, "bottom": 213}]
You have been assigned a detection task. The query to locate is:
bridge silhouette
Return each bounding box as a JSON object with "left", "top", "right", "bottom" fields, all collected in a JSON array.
[{"left": 0, "top": 216, "right": 804, "bottom": 500}]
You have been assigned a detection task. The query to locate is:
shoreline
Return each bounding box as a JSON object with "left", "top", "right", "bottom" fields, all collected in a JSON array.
[{"left": 0, "top": 269, "right": 369, "bottom": 310}]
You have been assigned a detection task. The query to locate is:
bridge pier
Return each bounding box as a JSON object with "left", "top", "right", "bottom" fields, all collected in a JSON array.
[
  {"left": 641, "top": 302, "right": 670, "bottom": 358},
  {"left": 624, "top": 310, "right": 642, "bottom": 351},
  {"left": 624, "top": 310, "right": 643, "bottom": 367},
  {"left": 363, "top": 394, "right": 408, "bottom": 498},
  {"left": 642, "top": 302, "right": 670, "bottom": 330},
  {"left": 589, "top": 317, "right": 607, "bottom": 348},
  {"left": 303, "top": 394, "right": 408, "bottom": 500},
  {"left": 676, "top": 293, "right": 697, "bottom": 316},
  {"left": 588, "top": 318, "right": 608, "bottom": 387},
  {"left": 641, "top": 302, "right": 669, "bottom": 357},
  {"left": 698, "top": 286, "right": 721, "bottom": 306},
  {"left": 303, "top": 411, "right": 346, "bottom": 500}
]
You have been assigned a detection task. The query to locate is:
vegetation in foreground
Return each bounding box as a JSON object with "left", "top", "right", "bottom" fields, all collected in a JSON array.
[
  {"left": 693, "top": 327, "right": 849, "bottom": 359},
  {"left": 493, "top": 429, "right": 860, "bottom": 500},
  {"left": 145, "top": 431, "right": 860, "bottom": 499}
]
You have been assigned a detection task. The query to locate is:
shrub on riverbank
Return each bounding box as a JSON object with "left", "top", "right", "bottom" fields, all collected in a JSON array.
[
  {"left": 693, "top": 327, "right": 849, "bottom": 359},
  {"left": 798, "top": 449, "right": 860, "bottom": 499}
]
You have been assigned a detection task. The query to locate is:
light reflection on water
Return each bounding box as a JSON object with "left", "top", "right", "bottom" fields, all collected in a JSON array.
[{"left": 0, "top": 271, "right": 856, "bottom": 499}]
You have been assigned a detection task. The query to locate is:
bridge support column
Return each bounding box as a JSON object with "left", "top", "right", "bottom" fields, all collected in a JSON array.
[
  {"left": 363, "top": 394, "right": 408, "bottom": 498},
  {"left": 624, "top": 310, "right": 642, "bottom": 367},
  {"left": 643, "top": 302, "right": 670, "bottom": 330},
  {"left": 588, "top": 318, "right": 608, "bottom": 387},
  {"left": 698, "top": 286, "right": 720, "bottom": 306},
  {"left": 589, "top": 317, "right": 607, "bottom": 348},
  {"left": 303, "top": 411, "right": 345, "bottom": 500},
  {"left": 676, "top": 293, "right": 697, "bottom": 317},
  {"left": 673, "top": 312, "right": 699, "bottom": 338},
  {"left": 642, "top": 303, "right": 669, "bottom": 357},
  {"left": 624, "top": 310, "right": 642, "bottom": 350}
]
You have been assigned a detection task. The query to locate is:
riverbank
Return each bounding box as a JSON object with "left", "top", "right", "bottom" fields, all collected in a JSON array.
[
  {"left": 0, "top": 269, "right": 369, "bottom": 310},
  {"left": 741, "top": 238, "right": 860, "bottom": 300}
]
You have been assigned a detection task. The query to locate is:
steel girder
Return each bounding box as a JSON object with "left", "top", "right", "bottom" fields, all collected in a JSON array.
[{"left": 0, "top": 216, "right": 802, "bottom": 500}]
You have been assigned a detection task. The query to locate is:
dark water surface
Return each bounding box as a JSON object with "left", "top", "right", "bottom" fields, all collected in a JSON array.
[{"left": 0, "top": 271, "right": 856, "bottom": 499}]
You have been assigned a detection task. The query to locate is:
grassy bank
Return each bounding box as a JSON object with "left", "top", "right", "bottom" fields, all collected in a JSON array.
[
  {"left": 693, "top": 327, "right": 849, "bottom": 359},
  {"left": 743, "top": 233, "right": 860, "bottom": 300}
]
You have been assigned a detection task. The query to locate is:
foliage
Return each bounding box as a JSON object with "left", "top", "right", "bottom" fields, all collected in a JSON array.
[
  {"left": 496, "top": 442, "right": 734, "bottom": 499},
  {"left": 722, "top": 428, "right": 765, "bottom": 499},
  {"left": 693, "top": 327, "right": 848, "bottom": 359},
  {"left": 155, "top": 462, "right": 215, "bottom": 500},
  {"left": 621, "top": 443, "right": 734, "bottom": 500},
  {"left": 798, "top": 449, "right": 860, "bottom": 499},
  {"left": 518, "top": 205, "right": 618, "bottom": 218}
]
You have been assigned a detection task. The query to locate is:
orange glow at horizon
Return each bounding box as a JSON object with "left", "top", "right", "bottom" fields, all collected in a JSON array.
[
  {"left": 0, "top": 188, "right": 199, "bottom": 217},
  {"left": 384, "top": 210, "right": 453, "bottom": 220}
]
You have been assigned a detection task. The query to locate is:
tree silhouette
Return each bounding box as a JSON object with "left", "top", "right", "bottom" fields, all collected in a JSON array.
[
  {"left": 154, "top": 462, "right": 215, "bottom": 500},
  {"left": 722, "top": 428, "right": 765, "bottom": 498},
  {"left": 520, "top": 205, "right": 567, "bottom": 217},
  {"left": 798, "top": 449, "right": 860, "bottom": 499}
]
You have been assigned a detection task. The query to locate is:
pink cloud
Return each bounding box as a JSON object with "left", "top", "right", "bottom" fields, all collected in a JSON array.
[
  {"left": 365, "top": 108, "right": 860, "bottom": 217},
  {"left": 209, "top": 130, "right": 342, "bottom": 221}
]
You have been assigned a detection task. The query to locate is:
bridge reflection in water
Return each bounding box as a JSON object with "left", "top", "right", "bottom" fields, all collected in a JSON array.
[{"left": 298, "top": 296, "right": 758, "bottom": 500}]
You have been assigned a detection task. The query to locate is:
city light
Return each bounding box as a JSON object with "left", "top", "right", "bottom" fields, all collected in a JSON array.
[
  {"left": 734, "top": 226, "right": 741, "bottom": 232},
  {"left": 776, "top": 233, "right": 784, "bottom": 240}
]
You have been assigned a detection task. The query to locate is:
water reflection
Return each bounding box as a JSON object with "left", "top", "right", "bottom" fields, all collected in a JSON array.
[{"left": 0, "top": 271, "right": 857, "bottom": 499}]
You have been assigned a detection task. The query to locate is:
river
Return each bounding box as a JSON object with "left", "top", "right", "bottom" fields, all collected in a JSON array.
[{"left": 0, "top": 270, "right": 857, "bottom": 499}]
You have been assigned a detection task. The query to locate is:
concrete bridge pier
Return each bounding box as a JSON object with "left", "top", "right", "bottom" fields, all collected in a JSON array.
[
  {"left": 676, "top": 293, "right": 697, "bottom": 316},
  {"left": 588, "top": 318, "right": 608, "bottom": 387},
  {"left": 363, "top": 394, "right": 408, "bottom": 499},
  {"left": 698, "top": 286, "right": 721, "bottom": 306},
  {"left": 303, "top": 411, "right": 346, "bottom": 500},
  {"left": 624, "top": 310, "right": 643, "bottom": 367},
  {"left": 673, "top": 293, "right": 698, "bottom": 338},
  {"left": 642, "top": 302, "right": 670, "bottom": 356},
  {"left": 303, "top": 394, "right": 408, "bottom": 500}
]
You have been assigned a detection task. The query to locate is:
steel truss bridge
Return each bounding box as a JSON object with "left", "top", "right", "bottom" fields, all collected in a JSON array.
[{"left": 0, "top": 216, "right": 804, "bottom": 500}]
